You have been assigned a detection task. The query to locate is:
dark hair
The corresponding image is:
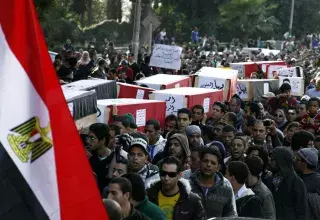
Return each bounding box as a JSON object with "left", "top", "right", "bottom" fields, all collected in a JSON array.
[
  {"left": 246, "top": 102, "right": 261, "bottom": 118},
  {"left": 253, "top": 119, "right": 264, "bottom": 127},
  {"left": 109, "top": 177, "right": 132, "bottom": 194},
  {"left": 315, "top": 136, "right": 320, "bottom": 142},
  {"left": 222, "top": 124, "right": 236, "bottom": 133},
  {"left": 102, "top": 199, "right": 122, "bottom": 220},
  {"left": 122, "top": 173, "right": 146, "bottom": 202},
  {"left": 231, "top": 96, "right": 241, "bottom": 106},
  {"left": 287, "top": 122, "right": 300, "bottom": 131},
  {"left": 128, "top": 53, "right": 134, "bottom": 57},
  {"left": 216, "top": 121, "right": 228, "bottom": 127},
  {"left": 110, "top": 124, "right": 121, "bottom": 136},
  {"left": 308, "top": 97, "right": 320, "bottom": 107},
  {"left": 213, "top": 101, "right": 227, "bottom": 113},
  {"left": 109, "top": 68, "right": 117, "bottom": 74},
  {"left": 160, "top": 156, "right": 183, "bottom": 173},
  {"left": 89, "top": 123, "right": 110, "bottom": 142},
  {"left": 192, "top": 105, "right": 204, "bottom": 115},
  {"left": 55, "top": 54, "right": 62, "bottom": 60},
  {"left": 225, "top": 112, "right": 237, "bottom": 128},
  {"left": 279, "top": 83, "right": 291, "bottom": 93},
  {"left": 165, "top": 114, "right": 177, "bottom": 122},
  {"left": 291, "top": 130, "right": 315, "bottom": 151},
  {"left": 246, "top": 116, "right": 256, "bottom": 127},
  {"left": 228, "top": 161, "right": 249, "bottom": 184},
  {"left": 177, "top": 108, "right": 192, "bottom": 119},
  {"left": 245, "top": 156, "right": 263, "bottom": 178},
  {"left": 246, "top": 146, "right": 269, "bottom": 171},
  {"left": 98, "top": 59, "right": 106, "bottom": 66},
  {"left": 114, "top": 116, "right": 130, "bottom": 128},
  {"left": 200, "top": 146, "right": 222, "bottom": 164},
  {"left": 146, "top": 119, "right": 161, "bottom": 131}
]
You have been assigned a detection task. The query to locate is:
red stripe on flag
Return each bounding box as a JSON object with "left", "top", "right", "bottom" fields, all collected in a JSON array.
[{"left": 0, "top": 1, "right": 108, "bottom": 219}]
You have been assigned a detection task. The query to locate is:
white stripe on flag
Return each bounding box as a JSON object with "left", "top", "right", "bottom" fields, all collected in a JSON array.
[{"left": 0, "top": 26, "right": 60, "bottom": 220}]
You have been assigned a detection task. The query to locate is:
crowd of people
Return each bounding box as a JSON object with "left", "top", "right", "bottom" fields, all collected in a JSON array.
[{"left": 53, "top": 35, "right": 320, "bottom": 220}]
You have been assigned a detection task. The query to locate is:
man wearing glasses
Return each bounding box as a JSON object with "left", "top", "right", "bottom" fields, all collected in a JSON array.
[{"left": 147, "top": 156, "right": 206, "bottom": 220}]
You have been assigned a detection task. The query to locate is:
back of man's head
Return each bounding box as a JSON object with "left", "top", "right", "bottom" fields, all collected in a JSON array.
[
  {"left": 122, "top": 173, "right": 146, "bottom": 203},
  {"left": 102, "top": 199, "right": 122, "bottom": 220},
  {"left": 228, "top": 161, "right": 249, "bottom": 184}
]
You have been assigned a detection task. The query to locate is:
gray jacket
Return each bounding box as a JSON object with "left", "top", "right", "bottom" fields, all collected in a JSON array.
[
  {"left": 189, "top": 170, "right": 237, "bottom": 218},
  {"left": 252, "top": 180, "right": 276, "bottom": 220}
]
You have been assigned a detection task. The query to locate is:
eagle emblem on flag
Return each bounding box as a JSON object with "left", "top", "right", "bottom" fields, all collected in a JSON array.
[{"left": 7, "top": 117, "right": 52, "bottom": 163}]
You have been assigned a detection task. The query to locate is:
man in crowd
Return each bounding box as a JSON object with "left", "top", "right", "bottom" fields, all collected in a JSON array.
[
  {"left": 220, "top": 112, "right": 237, "bottom": 129},
  {"left": 182, "top": 146, "right": 203, "bottom": 179},
  {"left": 251, "top": 120, "right": 282, "bottom": 150},
  {"left": 186, "top": 125, "right": 203, "bottom": 147},
  {"left": 295, "top": 148, "right": 320, "bottom": 220},
  {"left": 268, "top": 83, "right": 297, "bottom": 113},
  {"left": 269, "top": 147, "right": 308, "bottom": 220},
  {"left": 287, "top": 107, "right": 298, "bottom": 123},
  {"left": 107, "top": 177, "right": 149, "bottom": 219},
  {"left": 221, "top": 125, "right": 236, "bottom": 156},
  {"left": 123, "top": 173, "right": 167, "bottom": 220},
  {"left": 128, "top": 53, "right": 140, "bottom": 80},
  {"left": 190, "top": 147, "right": 237, "bottom": 218},
  {"left": 245, "top": 156, "right": 276, "bottom": 219},
  {"left": 87, "top": 123, "right": 111, "bottom": 191},
  {"left": 144, "top": 120, "right": 166, "bottom": 160},
  {"left": 163, "top": 114, "right": 177, "bottom": 137},
  {"left": 224, "top": 136, "right": 246, "bottom": 166},
  {"left": 147, "top": 156, "right": 206, "bottom": 220},
  {"left": 244, "top": 102, "right": 261, "bottom": 119},
  {"left": 228, "top": 95, "right": 244, "bottom": 128},
  {"left": 112, "top": 158, "right": 128, "bottom": 179},
  {"left": 127, "top": 134, "right": 160, "bottom": 188},
  {"left": 102, "top": 199, "right": 122, "bottom": 220},
  {"left": 191, "top": 105, "right": 205, "bottom": 126},
  {"left": 177, "top": 108, "right": 192, "bottom": 131},
  {"left": 206, "top": 102, "right": 227, "bottom": 126},
  {"left": 226, "top": 161, "right": 264, "bottom": 218}
]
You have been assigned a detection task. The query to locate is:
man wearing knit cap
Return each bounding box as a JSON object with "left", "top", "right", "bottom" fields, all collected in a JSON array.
[
  {"left": 295, "top": 148, "right": 320, "bottom": 220},
  {"left": 127, "top": 132, "right": 160, "bottom": 188},
  {"left": 186, "top": 125, "right": 203, "bottom": 147}
]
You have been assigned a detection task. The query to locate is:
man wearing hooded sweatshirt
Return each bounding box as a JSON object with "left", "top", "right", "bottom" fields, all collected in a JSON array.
[
  {"left": 269, "top": 147, "right": 308, "bottom": 220},
  {"left": 190, "top": 147, "right": 237, "bottom": 218},
  {"left": 154, "top": 133, "right": 191, "bottom": 168},
  {"left": 295, "top": 148, "right": 320, "bottom": 220}
]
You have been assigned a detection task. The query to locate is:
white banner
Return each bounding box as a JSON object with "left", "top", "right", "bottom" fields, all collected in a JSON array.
[
  {"left": 267, "top": 65, "right": 287, "bottom": 79},
  {"left": 276, "top": 67, "right": 302, "bottom": 78},
  {"left": 198, "top": 76, "right": 226, "bottom": 90},
  {"left": 230, "top": 63, "right": 245, "bottom": 78},
  {"left": 154, "top": 93, "right": 184, "bottom": 116},
  {"left": 150, "top": 44, "right": 182, "bottom": 70}
]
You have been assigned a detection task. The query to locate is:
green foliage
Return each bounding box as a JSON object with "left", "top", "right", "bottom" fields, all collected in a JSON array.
[{"left": 218, "top": 0, "right": 280, "bottom": 41}]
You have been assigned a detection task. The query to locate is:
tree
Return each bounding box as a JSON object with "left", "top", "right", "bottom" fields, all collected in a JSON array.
[{"left": 219, "top": 0, "right": 281, "bottom": 41}]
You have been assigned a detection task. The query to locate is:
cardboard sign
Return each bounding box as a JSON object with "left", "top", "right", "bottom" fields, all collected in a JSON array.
[
  {"left": 230, "top": 63, "right": 245, "bottom": 78},
  {"left": 198, "top": 76, "right": 226, "bottom": 90},
  {"left": 276, "top": 67, "right": 303, "bottom": 78},
  {"left": 267, "top": 65, "right": 287, "bottom": 79},
  {"left": 150, "top": 44, "right": 182, "bottom": 70},
  {"left": 203, "top": 98, "right": 210, "bottom": 113},
  {"left": 154, "top": 93, "right": 184, "bottom": 116},
  {"left": 136, "top": 89, "right": 145, "bottom": 99},
  {"left": 136, "top": 109, "right": 146, "bottom": 127}
]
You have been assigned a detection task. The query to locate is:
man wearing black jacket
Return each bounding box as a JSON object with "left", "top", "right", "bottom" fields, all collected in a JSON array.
[
  {"left": 128, "top": 53, "right": 140, "bottom": 80},
  {"left": 147, "top": 156, "right": 206, "bottom": 220},
  {"left": 269, "top": 147, "right": 308, "bottom": 220}
]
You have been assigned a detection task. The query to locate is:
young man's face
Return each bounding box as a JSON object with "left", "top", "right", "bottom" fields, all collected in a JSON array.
[
  {"left": 231, "top": 138, "right": 245, "bottom": 160},
  {"left": 192, "top": 108, "right": 203, "bottom": 122},
  {"left": 86, "top": 131, "right": 104, "bottom": 151},
  {"left": 144, "top": 124, "right": 158, "bottom": 144},
  {"left": 308, "top": 101, "right": 319, "bottom": 114},
  {"left": 252, "top": 123, "right": 267, "bottom": 143},
  {"left": 160, "top": 163, "right": 181, "bottom": 192},
  {"left": 177, "top": 113, "right": 191, "bottom": 130},
  {"left": 168, "top": 138, "right": 184, "bottom": 158},
  {"left": 107, "top": 183, "right": 128, "bottom": 207},
  {"left": 128, "top": 146, "right": 148, "bottom": 172},
  {"left": 112, "top": 163, "right": 128, "bottom": 178},
  {"left": 200, "top": 153, "right": 219, "bottom": 177},
  {"left": 212, "top": 105, "right": 224, "bottom": 119},
  {"left": 297, "top": 104, "right": 307, "bottom": 117},
  {"left": 165, "top": 120, "right": 176, "bottom": 133}
]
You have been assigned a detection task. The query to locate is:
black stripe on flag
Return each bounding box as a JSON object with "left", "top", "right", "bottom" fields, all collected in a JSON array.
[{"left": 0, "top": 142, "right": 50, "bottom": 220}]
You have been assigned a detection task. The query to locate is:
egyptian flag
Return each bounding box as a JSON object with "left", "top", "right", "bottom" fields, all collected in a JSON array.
[{"left": 0, "top": 1, "right": 108, "bottom": 220}]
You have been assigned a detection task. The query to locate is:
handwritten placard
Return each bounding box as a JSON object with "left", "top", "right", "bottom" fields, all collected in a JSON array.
[
  {"left": 136, "top": 109, "right": 146, "bottom": 127},
  {"left": 230, "top": 63, "right": 245, "bottom": 78},
  {"left": 237, "top": 82, "right": 249, "bottom": 99},
  {"left": 154, "top": 93, "right": 184, "bottom": 116},
  {"left": 279, "top": 77, "right": 304, "bottom": 96},
  {"left": 198, "top": 76, "right": 225, "bottom": 90},
  {"left": 136, "top": 89, "right": 145, "bottom": 99},
  {"left": 203, "top": 98, "right": 210, "bottom": 113},
  {"left": 276, "top": 67, "right": 297, "bottom": 77},
  {"left": 150, "top": 44, "right": 182, "bottom": 70}
]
